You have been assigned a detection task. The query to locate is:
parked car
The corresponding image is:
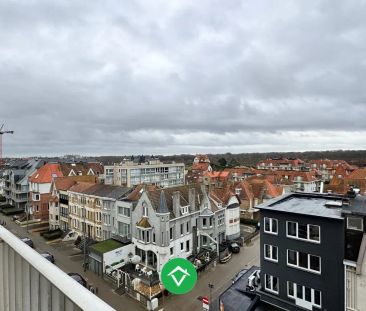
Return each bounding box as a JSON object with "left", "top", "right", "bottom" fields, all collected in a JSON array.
[
  {"left": 21, "top": 237, "right": 34, "bottom": 248},
  {"left": 41, "top": 252, "right": 55, "bottom": 264},
  {"left": 229, "top": 242, "right": 240, "bottom": 253},
  {"left": 67, "top": 273, "right": 87, "bottom": 288}
]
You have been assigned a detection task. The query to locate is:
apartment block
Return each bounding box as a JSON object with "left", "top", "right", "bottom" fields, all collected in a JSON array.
[
  {"left": 49, "top": 176, "right": 97, "bottom": 230},
  {"left": 68, "top": 183, "right": 131, "bottom": 241},
  {"left": 29, "top": 162, "right": 103, "bottom": 221},
  {"left": 258, "top": 193, "right": 345, "bottom": 311},
  {"left": 104, "top": 158, "right": 185, "bottom": 188},
  {"left": 2, "top": 159, "right": 44, "bottom": 210}
]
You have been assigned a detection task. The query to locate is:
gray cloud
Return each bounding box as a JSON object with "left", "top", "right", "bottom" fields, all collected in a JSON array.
[{"left": 1, "top": 0, "right": 366, "bottom": 157}]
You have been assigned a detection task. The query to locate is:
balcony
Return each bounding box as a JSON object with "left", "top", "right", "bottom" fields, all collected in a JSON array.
[{"left": 0, "top": 226, "right": 116, "bottom": 311}]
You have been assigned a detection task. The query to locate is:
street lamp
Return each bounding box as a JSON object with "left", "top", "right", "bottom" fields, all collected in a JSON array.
[{"left": 208, "top": 283, "right": 214, "bottom": 308}]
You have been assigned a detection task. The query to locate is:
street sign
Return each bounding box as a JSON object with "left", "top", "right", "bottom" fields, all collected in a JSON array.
[{"left": 202, "top": 296, "right": 209, "bottom": 310}]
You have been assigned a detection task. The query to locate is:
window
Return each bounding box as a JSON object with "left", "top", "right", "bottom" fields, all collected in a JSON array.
[
  {"left": 153, "top": 232, "right": 156, "bottom": 243},
  {"left": 347, "top": 217, "right": 363, "bottom": 231},
  {"left": 170, "top": 247, "right": 174, "bottom": 256},
  {"left": 264, "top": 217, "right": 278, "bottom": 235},
  {"left": 143, "top": 203, "right": 148, "bottom": 217},
  {"left": 287, "top": 221, "right": 296, "bottom": 236},
  {"left": 170, "top": 227, "right": 173, "bottom": 240},
  {"left": 180, "top": 223, "right": 184, "bottom": 235},
  {"left": 186, "top": 222, "right": 189, "bottom": 233},
  {"left": 286, "top": 221, "right": 320, "bottom": 243},
  {"left": 203, "top": 218, "right": 207, "bottom": 227},
  {"left": 287, "top": 281, "right": 295, "bottom": 298},
  {"left": 264, "top": 244, "right": 278, "bottom": 262},
  {"left": 287, "top": 249, "right": 321, "bottom": 273},
  {"left": 118, "top": 206, "right": 130, "bottom": 217},
  {"left": 264, "top": 274, "right": 279, "bottom": 294},
  {"left": 181, "top": 242, "right": 184, "bottom": 251},
  {"left": 186, "top": 240, "right": 190, "bottom": 252},
  {"left": 314, "top": 289, "right": 321, "bottom": 306},
  {"left": 288, "top": 281, "right": 322, "bottom": 308}
]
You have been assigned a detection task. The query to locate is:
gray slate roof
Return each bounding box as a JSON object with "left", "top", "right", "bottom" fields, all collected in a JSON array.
[{"left": 257, "top": 192, "right": 345, "bottom": 220}]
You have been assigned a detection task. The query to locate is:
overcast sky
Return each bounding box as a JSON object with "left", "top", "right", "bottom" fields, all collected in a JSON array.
[{"left": 1, "top": 0, "right": 366, "bottom": 157}]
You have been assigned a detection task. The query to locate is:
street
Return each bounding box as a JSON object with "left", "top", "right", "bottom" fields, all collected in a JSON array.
[
  {"left": 161, "top": 235, "right": 260, "bottom": 311},
  {"left": 0, "top": 214, "right": 260, "bottom": 311}
]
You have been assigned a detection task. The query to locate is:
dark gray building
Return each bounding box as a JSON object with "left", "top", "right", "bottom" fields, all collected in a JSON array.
[{"left": 258, "top": 192, "right": 345, "bottom": 311}]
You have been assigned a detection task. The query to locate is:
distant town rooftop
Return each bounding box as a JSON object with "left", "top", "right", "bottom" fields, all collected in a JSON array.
[{"left": 257, "top": 192, "right": 345, "bottom": 220}]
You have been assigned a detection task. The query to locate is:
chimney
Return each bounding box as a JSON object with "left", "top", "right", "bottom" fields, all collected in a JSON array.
[
  {"left": 173, "top": 191, "right": 180, "bottom": 217},
  {"left": 189, "top": 187, "right": 196, "bottom": 211}
]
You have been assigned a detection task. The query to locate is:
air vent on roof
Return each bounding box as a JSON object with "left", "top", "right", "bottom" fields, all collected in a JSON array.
[{"left": 325, "top": 201, "right": 343, "bottom": 208}]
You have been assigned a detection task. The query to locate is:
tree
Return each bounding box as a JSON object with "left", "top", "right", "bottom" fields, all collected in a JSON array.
[{"left": 218, "top": 158, "right": 227, "bottom": 167}]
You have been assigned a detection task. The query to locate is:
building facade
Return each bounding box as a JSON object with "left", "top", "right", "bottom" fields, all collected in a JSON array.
[
  {"left": 29, "top": 162, "right": 103, "bottom": 221},
  {"left": 104, "top": 158, "right": 185, "bottom": 188},
  {"left": 129, "top": 184, "right": 239, "bottom": 273},
  {"left": 68, "top": 183, "right": 131, "bottom": 241},
  {"left": 258, "top": 193, "right": 345, "bottom": 311},
  {"left": 2, "top": 159, "right": 44, "bottom": 210},
  {"left": 342, "top": 194, "right": 366, "bottom": 311}
]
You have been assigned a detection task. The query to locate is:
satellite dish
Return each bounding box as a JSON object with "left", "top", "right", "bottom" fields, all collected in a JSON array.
[{"left": 131, "top": 255, "right": 141, "bottom": 264}]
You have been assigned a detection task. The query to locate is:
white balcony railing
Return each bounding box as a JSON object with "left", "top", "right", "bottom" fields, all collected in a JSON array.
[{"left": 0, "top": 225, "right": 116, "bottom": 311}]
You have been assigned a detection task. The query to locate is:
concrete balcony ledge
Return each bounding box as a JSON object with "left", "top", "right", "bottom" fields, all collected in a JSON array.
[{"left": 0, "top": 225, "right": 116, "bottom": 311}]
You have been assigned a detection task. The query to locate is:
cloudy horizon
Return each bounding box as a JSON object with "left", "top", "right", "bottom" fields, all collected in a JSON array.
[{"left": 1, "top": 0, "right": 366, "bottom": 157}]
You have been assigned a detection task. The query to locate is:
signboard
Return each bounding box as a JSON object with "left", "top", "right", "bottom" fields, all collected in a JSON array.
[{"left": 202, "top": 296, "right": 209, "bottom": 310}]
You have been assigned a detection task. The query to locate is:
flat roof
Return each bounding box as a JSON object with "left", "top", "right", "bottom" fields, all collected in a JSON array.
[
  {"left": 219, "top": 266, "right": 280, "bottom": 311},
  {"left": 343, "top": 195, "right": 366, "bottom": 216},
  {"left": 257, "top": 192, "right": 345, "bottom": 220},
  {"left": 89, "top": 239, "right": 125, "bottom": 254}
]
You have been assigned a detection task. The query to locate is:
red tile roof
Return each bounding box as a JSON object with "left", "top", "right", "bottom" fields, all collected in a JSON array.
[
  {"left": 29, "top": 163, "right": 63, "bottom": 183},
  {"left": 191, "top": 162, "right": 210, "bottom": 171},
  {"left": 54, "top": 176, "right": 98, "bottom": 191},
  {"left": 68, "top": 182, "right": 96, "bottom": 193},
  {"left": 348, "top": 168, "right": 366, "bottom": 179}
]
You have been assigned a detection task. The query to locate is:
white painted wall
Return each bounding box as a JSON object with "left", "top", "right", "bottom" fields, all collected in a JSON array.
[
  {"left": 103, "top": 243, "right": 135, "bottom": 272},
  {"left": 225, "top": 196, "right": 241, "bottom": 240}
]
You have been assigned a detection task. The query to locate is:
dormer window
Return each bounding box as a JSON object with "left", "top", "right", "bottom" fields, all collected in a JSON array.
[{"left": 181, "top": 206, "right": 189, "bottom": 215}]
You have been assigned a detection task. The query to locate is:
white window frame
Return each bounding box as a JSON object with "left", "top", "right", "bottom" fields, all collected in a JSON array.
[
  {"left": 287, "top": 281, "right": 322, "bottom": 308},
  {"left": 287, "top": 249, "right": 321, "bottom": 274},
  {"left": 264, "top": 217, "right": 278, "bottom": 235},
  {"left": 286, "top": 221, "right": 320, "bottom": 244},
  {"left": 264, "top": 244, "right": 278, "bottom": 263},
  {"left": 264, "top": 274, "right": 279, "bottom": 295},
  {"left": 347, "top": 217, "right": 363, "bottom": 231},
  {"left": 287, "top": 281, "right": 295, "bottom": 298}
]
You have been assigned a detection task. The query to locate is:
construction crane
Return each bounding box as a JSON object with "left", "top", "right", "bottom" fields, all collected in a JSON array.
[{"left": 0, "top": 124, "right": 14, "bottom": 167}]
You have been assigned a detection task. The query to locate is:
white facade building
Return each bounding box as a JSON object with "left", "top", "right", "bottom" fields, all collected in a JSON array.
[{"left": 104, "top": 158, "right": 185, "bottom": 188}]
